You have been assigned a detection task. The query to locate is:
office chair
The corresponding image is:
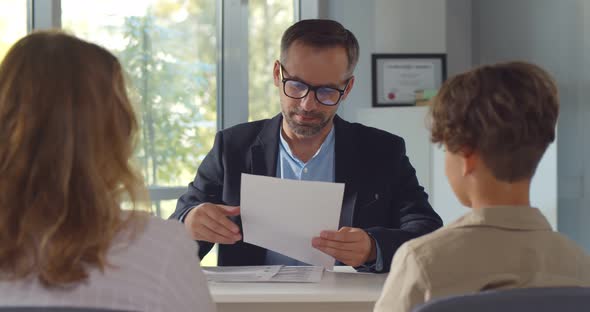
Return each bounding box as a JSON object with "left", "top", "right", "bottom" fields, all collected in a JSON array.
[
  {"left": 412, "top": 287, "right": 590, "bottom": 312},
  {"left": 0, "top": 308, "right": 134, "bottom": 312}
]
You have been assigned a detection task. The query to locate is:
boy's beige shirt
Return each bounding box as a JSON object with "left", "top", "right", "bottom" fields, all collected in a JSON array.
[{"left": 374, "top": 206, "right": 590, "bottom": 312}]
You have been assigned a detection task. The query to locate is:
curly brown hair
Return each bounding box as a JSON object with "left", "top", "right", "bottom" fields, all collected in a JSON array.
[
  {"left": 0, "top": 31, "right": 147, "bottom": 287},
  {"left": 430, "top": 61, "right": 559, "bottom": 182}
]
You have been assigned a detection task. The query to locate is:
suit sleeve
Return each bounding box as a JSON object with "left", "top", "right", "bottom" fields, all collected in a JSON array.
[
  {"left": 365, "top": 137, "right": 442, "bottom": 273},
  {"left": 169, "top": 131, "right": 225, "bottom": 259}
]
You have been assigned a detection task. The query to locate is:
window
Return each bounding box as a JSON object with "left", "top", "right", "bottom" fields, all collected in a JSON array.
[
  {"left": 248, "top": 0, "right": 295, "bottom": 121},
  {"left": 62, "top": 0, "right": 218, "bottom": 219},
  {"left": 0, "top": 0, "right": 28, "bottom": 61},
  {"left": 12, "top": 0, "right": 301, "bottom": 266}
]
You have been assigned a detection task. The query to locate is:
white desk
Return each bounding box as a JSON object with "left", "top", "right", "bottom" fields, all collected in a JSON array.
[{"left": 209, "top": 269, "right": 388, "bottom": 312}]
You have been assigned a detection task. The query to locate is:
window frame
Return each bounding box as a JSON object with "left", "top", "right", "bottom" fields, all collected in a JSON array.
[{"left": 28, "top": 0, "right": 323, "bottom": 215}]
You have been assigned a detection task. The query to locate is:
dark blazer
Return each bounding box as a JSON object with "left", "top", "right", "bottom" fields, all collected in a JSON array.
[{"left": 171, "top": 114, "right": 442, "bottom": 272}]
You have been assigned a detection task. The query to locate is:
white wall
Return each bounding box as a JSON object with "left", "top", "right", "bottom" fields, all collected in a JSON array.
[
  {"left": 374, "top": 0, "right": 445, "bottom": 54},
  {"left": 327, "top": 0, "right": 563, "bottom": 231},
  {"left": 329, "top": 0, "right": 469, "bottom": 224},
  {"left": 330, "top": 0, "right": 446, "bottom": 122},
  {"left": 326, "top": 0, "right": 375, "bottom": 122},
  {"left": 355, "top": 107, "right": 432, "bottom": 197},
  {"left": 473, "top": 0, "right": 589, "bottom": 249},
  {"left": 582, "top": 0, "right": 590, "bottom": 250}
]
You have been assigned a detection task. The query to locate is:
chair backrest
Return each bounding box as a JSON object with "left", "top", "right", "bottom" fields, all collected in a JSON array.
[
  {"left": 0, "top": 308, "right": 134, "bottom": 312},
  {"left": 412, "top": 287, "right": 590, "bottom": 312}
]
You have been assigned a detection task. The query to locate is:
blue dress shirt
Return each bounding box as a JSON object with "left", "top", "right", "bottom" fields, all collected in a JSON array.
[{"left": 264, "top": 126, "right": 383, "bottom": 271}]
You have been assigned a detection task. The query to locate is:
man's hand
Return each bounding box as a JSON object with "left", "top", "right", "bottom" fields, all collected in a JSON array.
[
  {"left": 184, "top": 203, "right": 242, "bottom": 244},
  {"left": 312, "top": 227, "right": 376, "bottom": 267}
]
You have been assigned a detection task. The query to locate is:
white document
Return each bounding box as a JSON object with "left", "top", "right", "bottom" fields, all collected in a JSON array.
[
  {"left": 203, "top": 265, "right": 281, "bottom": 282},
  {"left": 327, "top": 265, "right": 374, "bottom": 275},
  {"left": 203, "top": 266, "right": 324, "bottom": 283},
  {"left": 240, "top": 173, "right": 345, "bottom": 269},
  {"left": 270, "top": 266, "right": 323, "bottom": 283}
]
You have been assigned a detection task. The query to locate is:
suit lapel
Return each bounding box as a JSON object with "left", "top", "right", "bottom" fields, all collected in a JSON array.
[
  {"left": 334, "top": 115, "right": 359, "bottom": 228},
  {"left": 249, "top": 114, "right": 358, "bottom": 227},
  {"left": 250, "top": 113, "right": 282, "bottom": 177},
  {"left": 244, "top": 114, "right": 282, "bottom": 263}
]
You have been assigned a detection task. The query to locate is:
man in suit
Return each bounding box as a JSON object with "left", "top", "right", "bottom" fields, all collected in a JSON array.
[{"left": 171, "top": 19, "right": 442, "bottom": 273}]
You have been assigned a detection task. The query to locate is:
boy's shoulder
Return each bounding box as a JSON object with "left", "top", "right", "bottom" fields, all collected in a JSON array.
[
  {"left": 399, "top": 215, "right": 488, "bottom": 267},
  {"left": 404, "top": 223, "right": 464, "bottom": 254}
]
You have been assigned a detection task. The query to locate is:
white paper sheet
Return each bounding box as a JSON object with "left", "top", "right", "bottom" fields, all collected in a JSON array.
[
  {"left": 203, "top": 265, "right": 281, "bottom": 282},
  {"left": 270, "top": 266, "right": 324, "bottom": 283},
  {"left": 240, "top": 173, "right": 345, "bottom": 269},
  {"left": 327, "top": 266, "right": 374, "bottom": 275},
  {"left": 203, "top": 266, "right": 324, "bottom": 283}
]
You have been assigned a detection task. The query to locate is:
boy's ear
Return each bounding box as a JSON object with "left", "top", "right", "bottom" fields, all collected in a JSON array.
[{"left": 461, "top": 148, "right": 477, "bottom": 177}]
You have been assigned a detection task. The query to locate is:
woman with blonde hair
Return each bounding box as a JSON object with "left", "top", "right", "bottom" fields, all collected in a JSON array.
[{"left": 0, "top": 31, "right": 215, "bottom": 312}]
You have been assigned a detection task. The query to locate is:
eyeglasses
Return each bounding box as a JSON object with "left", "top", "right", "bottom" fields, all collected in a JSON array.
[{"left": 279, "top": 63, "right": 351, "bottom": 106}]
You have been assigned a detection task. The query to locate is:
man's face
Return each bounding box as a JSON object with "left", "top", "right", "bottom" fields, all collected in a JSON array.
[{"left": 273, "top": 41, "right": 354, "bottom": 137}]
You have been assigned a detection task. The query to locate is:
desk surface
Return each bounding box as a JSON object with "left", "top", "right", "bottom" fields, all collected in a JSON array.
[{"left": 209, "top": 268, "right": 388, "bottom": 303}]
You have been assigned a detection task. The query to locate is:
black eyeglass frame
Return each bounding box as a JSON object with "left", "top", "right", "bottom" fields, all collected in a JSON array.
[{"left": 279, "top": 62, "right": 352, "bottom": 106}]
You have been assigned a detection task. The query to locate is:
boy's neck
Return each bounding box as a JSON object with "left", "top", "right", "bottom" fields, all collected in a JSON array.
[{"left": 469, "top": 179, "right": 531, "bottom": 209}]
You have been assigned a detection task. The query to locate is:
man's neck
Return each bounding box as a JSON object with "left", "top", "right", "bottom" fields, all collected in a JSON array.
[
  {"left": 281, "top": 121, "right": 333, "bottom": 163},
  {"left": 469, "top": 179, "right": 531, "bottom": 209}
]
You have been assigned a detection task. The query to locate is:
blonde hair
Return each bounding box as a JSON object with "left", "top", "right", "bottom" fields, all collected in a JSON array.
[{"left": 0, "top": 31, "right": 148, "bottom": 287}]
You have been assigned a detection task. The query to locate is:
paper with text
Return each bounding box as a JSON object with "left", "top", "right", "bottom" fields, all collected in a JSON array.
[
  {"left": 203, "top": 266, "right": 281, "bottom": 282},
  {"left": 240, "top": 173, "right": 344, "bottom": 269},
  {"left": 270, "top": 266, "right": 324, "bottom": 283},
  {"left": 203, "top": 265, "right": 324, "bottom": 283}
]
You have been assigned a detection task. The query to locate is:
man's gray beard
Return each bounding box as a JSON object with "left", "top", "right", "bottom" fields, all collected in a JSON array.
[{"left": 285, "top": 114, "right": 330, "bottom": 137}]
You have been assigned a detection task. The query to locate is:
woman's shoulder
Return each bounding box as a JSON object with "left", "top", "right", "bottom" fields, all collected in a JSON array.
[
  {"left": 110, "top": 212, "right": 196, "bottom": 260},
  {"left": 137, "top": 214, "right": 194, "bottom": 247}
]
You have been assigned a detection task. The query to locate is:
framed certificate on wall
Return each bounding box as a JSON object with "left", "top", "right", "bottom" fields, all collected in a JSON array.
[{"left": 372, "top": 54, "right": 446, "bottom": 107}]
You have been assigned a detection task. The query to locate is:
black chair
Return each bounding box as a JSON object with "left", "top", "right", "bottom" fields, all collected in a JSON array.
[
  {"left": 0, "top": 308, "right": 134, "bottom": 312},
  {"left": 412, "top": 287, "right": 590, "bottom": 312}
]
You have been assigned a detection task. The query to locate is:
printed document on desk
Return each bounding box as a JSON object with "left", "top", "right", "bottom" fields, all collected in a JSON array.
[
  {"left": 204, "top": 266, "right": 324, "bottom": 283},
  {"left": 204, "top": 266, "right": 281, "bottom": 282},
  {"left": 240, "top": 173, "right": 344, "bottom": 269}
]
